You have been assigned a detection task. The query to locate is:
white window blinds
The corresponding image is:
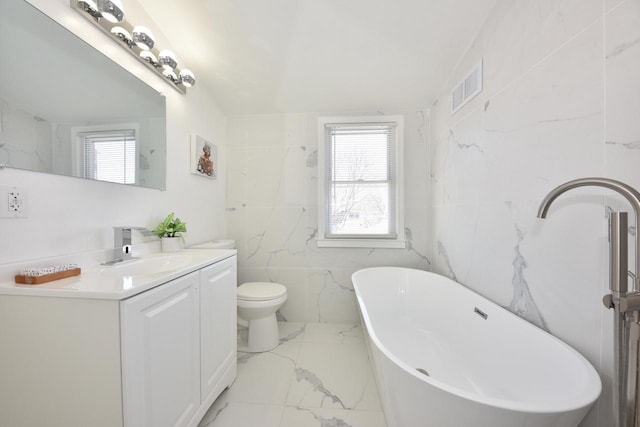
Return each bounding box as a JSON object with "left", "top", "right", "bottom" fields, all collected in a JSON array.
[
  {"left": 80, "top": 130, "right": 136, "bottom": 185},
  {"left": 324, "top": 122, "right": 397, "bottom": 239}
]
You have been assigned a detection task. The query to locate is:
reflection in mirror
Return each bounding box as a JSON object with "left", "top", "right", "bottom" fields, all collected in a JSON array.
[{"left": 0, "top": 0, "right": 166, "bottom": 190}]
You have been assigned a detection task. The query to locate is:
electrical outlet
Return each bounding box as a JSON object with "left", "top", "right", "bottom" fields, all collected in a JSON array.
[
  {"left": 0, "top": 186, "right": 27, "bottom": 218},
  {"left": 9, "top": 189, "right": 22, "bottom": 212}
]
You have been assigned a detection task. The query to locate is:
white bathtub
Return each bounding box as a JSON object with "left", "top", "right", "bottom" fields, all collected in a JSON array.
[{"left": 352, "top": 267, "right": 601, "bottom": 427}]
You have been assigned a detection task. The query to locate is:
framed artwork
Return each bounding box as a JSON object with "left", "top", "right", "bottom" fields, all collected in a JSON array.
[{"left": 190, "top": 133, "right": 217, "bottom": 179}]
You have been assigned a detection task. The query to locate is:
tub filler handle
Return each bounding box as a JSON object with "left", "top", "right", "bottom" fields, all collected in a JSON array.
[{"left": 618, "top": 293, "right": 640, "bottom": 313}]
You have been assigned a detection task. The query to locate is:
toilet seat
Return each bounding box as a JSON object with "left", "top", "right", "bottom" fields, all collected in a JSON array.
[{"left": 237, "top": 282, "right": 287, "bottom": 301}]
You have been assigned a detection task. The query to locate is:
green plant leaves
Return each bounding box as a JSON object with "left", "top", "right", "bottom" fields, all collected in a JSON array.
[{"left": 153, "top": 212, "right": 187, "bottom": 238}]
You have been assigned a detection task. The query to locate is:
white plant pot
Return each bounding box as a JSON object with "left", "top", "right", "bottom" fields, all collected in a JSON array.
[{"left": 161, "top": 237, "right": 183, "bottom": 253}]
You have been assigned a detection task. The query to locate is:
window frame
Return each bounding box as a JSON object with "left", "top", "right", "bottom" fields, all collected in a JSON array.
[
  {"left": 317, "top": 116, "right": 405, "bottom": 249},
  {"left": 71, "top": 123, "right": 139, "bottom": 185}
]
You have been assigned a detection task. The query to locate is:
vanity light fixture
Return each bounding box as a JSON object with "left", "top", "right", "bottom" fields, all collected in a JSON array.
[
  {"left": 76, "top": 0, "right": 102, "bottom": 19},
  {"left": 139, "top": 50, "right": 158, "bottom": 66},
  {"left": 110, "top": 26, "right": 132, "bottom": 45},
  {"left": 132, "top": 26, "right": 154, "bottom": 51},
  {"left": 96, "top": 0, "right": 124, "bottom": 23},
  {"left": 162, "top": 69, "right": 178, "bottom": 82},
  {"left": 179, "top": 69, "right": 196, "bottom": 87},
  {"left": 82, "top": 0, "right": 98, "bottom": 9},
  {"left": 158, "top": 50, "right": 177, "bottom": 70},
  {"left": 71, "top": 0, "right": 196, "bottom": 94}
]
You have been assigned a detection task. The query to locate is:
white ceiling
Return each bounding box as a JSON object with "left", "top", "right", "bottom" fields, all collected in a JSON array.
[{"left": 137, "top": 0, "right": 496, "bottom": 115}]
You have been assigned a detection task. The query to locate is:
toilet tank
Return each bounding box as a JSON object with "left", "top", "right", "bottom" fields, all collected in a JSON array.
[{"left": 190, "top": 239, "right": 236, "bottom": 249}]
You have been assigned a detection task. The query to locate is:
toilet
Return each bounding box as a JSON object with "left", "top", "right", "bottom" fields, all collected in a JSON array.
[
  {"left": 237, "top": 282, "right": 287, "bottom": 353},
  {"left": 189, "top": 239, "right": 288, "bottom": 353}
]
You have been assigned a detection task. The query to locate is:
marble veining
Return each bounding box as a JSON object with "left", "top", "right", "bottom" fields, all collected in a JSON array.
[
  {"left": 295, "top": 407, "right": 353, "bottom": 427},
  {"left": 246, "top": 206, "right": 307, "bottom": 268},
  {"left": 606, "top": 37, "right": 640, "bottom": 59},
  {"left": 450, "top": 129, "right": 484, "bottom": 153},
  {"left": 200, "top": 322, "right": 386, "bottom": 427},
  {"left": 484, "top": 112, "right": 601, "bottom": 134},
  {"left": 306, "top": 227, "right": 318, "bottom": 245},
  {"left": 507, "top": 222, "right": 547, "bottom": 330},
  {"left": 405, "top": 227, "right": 431, "bottom": 266},
  {"left": 437, "top": 240, "right": 459, "bottom": 282},
  {"left": 0, "top": 141, "right": 46, "bottom": 170},
  {"left": 200, "top": 402, "right": 230, "bottom": 426},
  {"left": 282, "top": 324, "right": 306, "bottom": 340},
  {"left": 307, "top": 150, "right": 318, "bottom": 167},
  {"left": 311, "top": 270, "right": 357, "bottom": 324},
  {"left": 606, "top": 140, "right": 640, "bottom": 150},
  {"left": 416, "top": 110, "right": 429, "bottom": 144},
  {"left": 294, "top": 368, "right": 347, "bottom": 409}
]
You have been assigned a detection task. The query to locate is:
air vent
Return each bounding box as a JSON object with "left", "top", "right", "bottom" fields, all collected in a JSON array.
[{"left": 451, "top": 60, "right": 483, "bottom": 114}]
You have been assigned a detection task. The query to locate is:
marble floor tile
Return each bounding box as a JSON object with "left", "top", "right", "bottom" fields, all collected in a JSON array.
[
  {"left": 199, "top": 402, "right": 284, "bottom": 427},
  {"left": 280, "top": 406, "right": 387, "bottom": 427},
  {"left": 302, "top": 323, "right": 364, "bottom": 344},
  {"left": 277, "top": 322, "right": 307, "bottom": 344},
  {"left": 199, "top": 323, "right": 386, "bottom": 427},
  {"left": 237, "top": 321, "right": 306, "bottom": 347},
  {"left": 223, "top": 340, "right": 301, "bottom": 405},
  {"left": 286, "top": 341, "right": 381, "bottom": 411}
]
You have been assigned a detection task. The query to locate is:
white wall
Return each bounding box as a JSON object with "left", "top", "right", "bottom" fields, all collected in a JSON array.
[
  {"left": 226, "top": 110, "right": 431, "bottom": 323},
  {"left": 0, "top": 0, "right": 227, "bottom": 268},
  {"left": 430, "top": 1, "right": 640, "bottom": 426}
]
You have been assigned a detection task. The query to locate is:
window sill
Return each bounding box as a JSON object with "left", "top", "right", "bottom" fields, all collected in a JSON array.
[{"left": 316, "top": 239, "right": 406, "bottom": 249}]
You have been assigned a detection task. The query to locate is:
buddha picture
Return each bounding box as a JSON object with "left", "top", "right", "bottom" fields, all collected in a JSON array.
[{"left": 191, "top": 134, "right": 217, "bottom": 179}]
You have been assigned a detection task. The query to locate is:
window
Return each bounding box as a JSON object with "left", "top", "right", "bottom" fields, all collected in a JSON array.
[
  {"left": 317, "top": 116, "right": 405, "bottom": 248},
  {"left": 72, "top": 126, "right": 138, "bottom": 185}
]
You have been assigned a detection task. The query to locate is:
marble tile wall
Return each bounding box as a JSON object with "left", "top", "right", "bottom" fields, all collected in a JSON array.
[
  {"left": 429, "top": 1, "right": 640, "bottom": 426},
  {"left": 0, "top": 99, "right": 52, "bottom": 172},
  {"left": 226, "top": 110, "right": 431, "bottom": 324}
]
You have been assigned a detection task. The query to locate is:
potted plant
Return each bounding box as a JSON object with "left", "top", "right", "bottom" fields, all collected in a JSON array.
[{"left": 153, "top": 212, "right": 187, "bottom": 252}]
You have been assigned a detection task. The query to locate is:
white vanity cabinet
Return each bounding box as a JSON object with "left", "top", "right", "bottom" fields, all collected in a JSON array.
[
  {"left": 199, "top": 259, "right": 237, "bottom": 402},
  {"left": 121, "top": 271, "right": 201, "bottom": 427},
  {"left": 0, "top": 252, "right": 237, "bottom": 427}
]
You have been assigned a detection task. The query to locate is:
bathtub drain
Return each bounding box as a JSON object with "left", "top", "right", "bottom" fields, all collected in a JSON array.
[{"left": 416, "top": 368, "right": 430, "bottom": 377}]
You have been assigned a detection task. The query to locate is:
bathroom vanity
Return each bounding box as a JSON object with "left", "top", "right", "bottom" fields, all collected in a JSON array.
[{"left": 0, "top": 249, "right": 237, "bottom": 427}]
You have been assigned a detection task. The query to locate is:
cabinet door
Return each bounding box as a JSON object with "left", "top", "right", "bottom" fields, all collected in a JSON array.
[
  {"left": 200, "top": 256, "right": 237, "bottom": 400},
  {"left": 121, "top": 272, "right": 200, "bottom": 427}
]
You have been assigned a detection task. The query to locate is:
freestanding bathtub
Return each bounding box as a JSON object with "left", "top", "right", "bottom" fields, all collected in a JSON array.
[{"left": 352, "top": 267, "right": 602, "bottom": 427}]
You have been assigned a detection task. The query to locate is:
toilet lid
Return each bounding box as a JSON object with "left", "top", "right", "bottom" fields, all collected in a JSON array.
[{"left": 237, "top": 282, "right": 287, "bottom": 301}]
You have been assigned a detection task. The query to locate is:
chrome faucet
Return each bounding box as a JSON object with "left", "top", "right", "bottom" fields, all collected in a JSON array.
[
  {"left": 538, "top": 177, "right": 640, "bottom": 427},
  {"left": 104, "top": 226, "right": 154, "bottom": 265}
]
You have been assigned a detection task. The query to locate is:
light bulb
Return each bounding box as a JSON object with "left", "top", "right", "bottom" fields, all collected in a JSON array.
[
  {"left": 162, "top": 69, "right": 177, "bottom": 82},
  {"left": 179, "top": 69, "right": 196, "bottom": 87},
  {"left": 132, "top": 26, "right": 155, "bottom": 51},
  {"left": 110, "top": 26, "right": 131, "bottom": 45},
  {"left": 158, "top": 50, "right": 177, "bottom": 71},
  {"left": 97, "top": 0, "right": 124, "bottom": 23},
  {"left": 139, "top": 50, "right": 158, "bottom": 65}
]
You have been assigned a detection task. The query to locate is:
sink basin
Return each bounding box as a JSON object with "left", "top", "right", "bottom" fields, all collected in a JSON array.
[{"left": 100, "top": 254, "right": 194, "bottom": 277}]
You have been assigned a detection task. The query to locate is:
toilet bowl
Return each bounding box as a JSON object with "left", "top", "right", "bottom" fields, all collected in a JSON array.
[{"left": 237, "top": 282, "right": 287, "bottom": 353}]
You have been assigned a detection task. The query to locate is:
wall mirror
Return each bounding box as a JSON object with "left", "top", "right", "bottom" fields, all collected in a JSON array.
[{"left": 0, "top": 0, "right": 167, "bottom": 190}]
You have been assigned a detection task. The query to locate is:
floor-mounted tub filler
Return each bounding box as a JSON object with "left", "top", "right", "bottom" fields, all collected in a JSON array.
[{"left": 352, "top": 267, "right": 601, "bottom": 427}]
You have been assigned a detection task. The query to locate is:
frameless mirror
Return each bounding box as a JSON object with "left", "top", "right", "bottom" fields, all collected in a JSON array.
[{"left": 0, "top": 0, "right": 166, "bottom": 190}]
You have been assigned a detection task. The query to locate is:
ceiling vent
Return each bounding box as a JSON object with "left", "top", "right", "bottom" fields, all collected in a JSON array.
[{"left": 451, "top": 60, "right": 483, "bottom": 114}]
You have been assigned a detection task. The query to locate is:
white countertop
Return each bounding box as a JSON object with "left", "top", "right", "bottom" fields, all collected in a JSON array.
[{"left": 0, "top": 249, "right": 236, "bottom": 300}]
